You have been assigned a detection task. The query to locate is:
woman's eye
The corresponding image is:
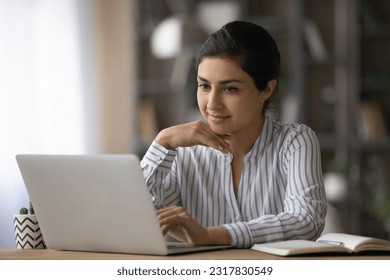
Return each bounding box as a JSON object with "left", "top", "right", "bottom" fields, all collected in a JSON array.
[
  {"left": 198, "top": 83, "right": 211, "bottom": 90},
  {"left": 224, "top": 86, "right": 238, "bottom": 93}
]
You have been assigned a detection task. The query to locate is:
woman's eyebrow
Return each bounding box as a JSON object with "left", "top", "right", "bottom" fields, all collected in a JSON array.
[
  {"left": 197, "top": 76, "right": 209, "bottom": 83},
  {"left": 197, "top": 76, "right": 243, "bottom": 85}
]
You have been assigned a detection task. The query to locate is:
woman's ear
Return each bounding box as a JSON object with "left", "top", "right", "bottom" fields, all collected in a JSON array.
[{"left": 259, "top": 79, "right": 277, "bottom": 101}]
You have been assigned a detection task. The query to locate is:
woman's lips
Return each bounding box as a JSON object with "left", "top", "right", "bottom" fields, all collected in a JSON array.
[{"left": 208, "top": 113, "right": 229, "bottom": 122}]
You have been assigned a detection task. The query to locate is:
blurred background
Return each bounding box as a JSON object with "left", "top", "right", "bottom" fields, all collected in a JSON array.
[{"left": 1, "top": 0, "right": 389, "bottom": 248}]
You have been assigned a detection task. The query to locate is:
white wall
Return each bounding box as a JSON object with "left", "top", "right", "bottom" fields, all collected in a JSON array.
[
  {"left": 0, "top": 0, "right": 138, "bottom": 248},
  {"left": 0, "top": 0, "right": 94, "bottom": 248}
]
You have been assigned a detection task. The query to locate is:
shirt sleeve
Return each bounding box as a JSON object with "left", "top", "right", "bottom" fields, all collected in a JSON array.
[
  {"left": 223, "top": 125, "right": 327, "bottom": 248},
  {"left": 140, "top": 140, "right": 181, "bottom": 208}
]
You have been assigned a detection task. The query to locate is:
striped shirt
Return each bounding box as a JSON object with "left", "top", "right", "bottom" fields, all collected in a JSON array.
[{"left": 141, "top": 116, "right": 327, "bottom": 248}]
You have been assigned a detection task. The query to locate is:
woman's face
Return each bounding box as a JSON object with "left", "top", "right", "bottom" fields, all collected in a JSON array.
[{"left": 197, "top": 57, "right": 272, "bottom": 137}]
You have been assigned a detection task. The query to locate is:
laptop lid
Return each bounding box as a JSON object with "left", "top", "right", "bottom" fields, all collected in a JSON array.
[{"left": 16, "top": 154, "right": 169, "bottom": 255}]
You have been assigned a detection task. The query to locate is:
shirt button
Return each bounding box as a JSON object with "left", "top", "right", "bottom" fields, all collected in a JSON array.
[
  {"left": 235, "top": 215, "right": 240, "bottom": 222},
  {"left": 150, "top": 196, "right": 156, "bottom": 202},
  {"left": 156, "top": 156, "right": 163, "bottom": 162}
]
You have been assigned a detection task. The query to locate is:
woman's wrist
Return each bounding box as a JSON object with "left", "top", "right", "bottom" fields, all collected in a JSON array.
[
  {"left": 206, "top": 226, "right": 231, "bottom": 245},
  {"left": 155, "top": 129, "right": 174, "bottom": 150}
]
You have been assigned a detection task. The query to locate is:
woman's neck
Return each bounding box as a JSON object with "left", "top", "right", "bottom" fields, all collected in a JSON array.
[{"left": 224, "top": 115, "right": 265, "bottom": 158}]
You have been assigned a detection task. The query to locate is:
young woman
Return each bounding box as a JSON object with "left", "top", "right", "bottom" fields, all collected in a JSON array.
[{"left": 141, "top": 21, "right": 326, "bottom": 248}]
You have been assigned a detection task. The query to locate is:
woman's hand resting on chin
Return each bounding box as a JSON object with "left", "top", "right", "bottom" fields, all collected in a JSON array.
[{"left": 155, "top": 121, "right": 231, "bottom": 154}]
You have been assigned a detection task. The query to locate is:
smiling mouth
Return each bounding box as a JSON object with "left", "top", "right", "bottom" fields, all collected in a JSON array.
[{"left": 208, "top": 113, "right": 229, "bottom": 122}]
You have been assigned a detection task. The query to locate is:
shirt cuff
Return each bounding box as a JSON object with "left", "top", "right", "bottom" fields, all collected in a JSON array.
[
  {"left": 143, "top": 140, "right": 177, "bottom": 171},
  {"left": 223, "top": 222, "right": 253, "bottom": 248}
]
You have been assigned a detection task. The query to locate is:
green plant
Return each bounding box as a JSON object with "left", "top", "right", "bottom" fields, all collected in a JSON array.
[{"left": 19, "top": 201, "right": 35, "bottom": 215}]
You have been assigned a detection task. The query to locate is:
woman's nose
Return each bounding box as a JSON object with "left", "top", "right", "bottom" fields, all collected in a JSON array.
[{"left": 207, "top": 91, "right": 223, "bottom": 110}]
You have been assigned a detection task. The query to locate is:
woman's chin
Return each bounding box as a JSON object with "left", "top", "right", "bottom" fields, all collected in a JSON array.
[{"left": 208, "top": 124, "right": 230, "bottom": 137}]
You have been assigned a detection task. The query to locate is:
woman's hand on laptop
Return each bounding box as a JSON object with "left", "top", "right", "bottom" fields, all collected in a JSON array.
[{"left": 156, "top": 205, "right": 231, "bottom": 246}]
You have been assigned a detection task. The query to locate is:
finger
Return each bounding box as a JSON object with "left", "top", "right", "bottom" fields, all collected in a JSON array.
[
  {"left": 198, "top": 131, "right": 231, "bottom": 153},
  {"left": 184, "top": 121, "right": 230, "bottom": 153},
  {"left": 213, "top": 137, "right": 232, "bottom": 153},
  {"left": 161, "top": 223, "right": 174, "bottom": 236},
  {"left": 202, "top": 126, "right": 232, "bottom": 153},
  {"left": 158, "top": 212, "right": 187, "bottom": 227},
  {"left": 156, "top": 205, "right": 184, "bottom": 218},
  {"left": 156, "top": 206, "right": 187, "bottom": 229},
  {"left": 159, "top": 214, "right": 186, "bottom": 235},
  {"left": 206, "top": 136, "right": 231, "bottom": 154}
]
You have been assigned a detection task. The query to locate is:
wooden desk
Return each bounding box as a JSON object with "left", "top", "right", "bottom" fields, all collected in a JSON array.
[{"left": 1, "top": 249, "right": 389, "bottom": 260}]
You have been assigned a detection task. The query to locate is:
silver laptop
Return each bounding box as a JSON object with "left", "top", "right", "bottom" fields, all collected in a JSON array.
[{"left": 15, "top": 154, "right": 230, "bottom": 255}]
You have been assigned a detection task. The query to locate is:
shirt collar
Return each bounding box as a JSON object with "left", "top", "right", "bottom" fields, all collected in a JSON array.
[
  {"left": 220, "top": 116, "right": 274, "bottom": 162},
  {"left": 243, "top": 115, "right": 273, "bottom": 163}
]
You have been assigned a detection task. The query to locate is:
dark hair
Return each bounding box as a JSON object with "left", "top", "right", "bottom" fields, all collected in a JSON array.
[{"left": 196, "top": 21, "right": 281, "bottom": 111}]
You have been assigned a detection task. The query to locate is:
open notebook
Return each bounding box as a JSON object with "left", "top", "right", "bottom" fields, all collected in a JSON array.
[
  {"left": 252, "top": 233, "right": 390, "bottom": 256},
  {"left": 16, "top": 154, "right": 230, "bottom": 255}
]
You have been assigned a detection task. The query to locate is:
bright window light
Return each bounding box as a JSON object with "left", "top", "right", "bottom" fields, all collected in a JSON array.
[{"left": 0, "top": 0, "right": 87, "bottom": 248}]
